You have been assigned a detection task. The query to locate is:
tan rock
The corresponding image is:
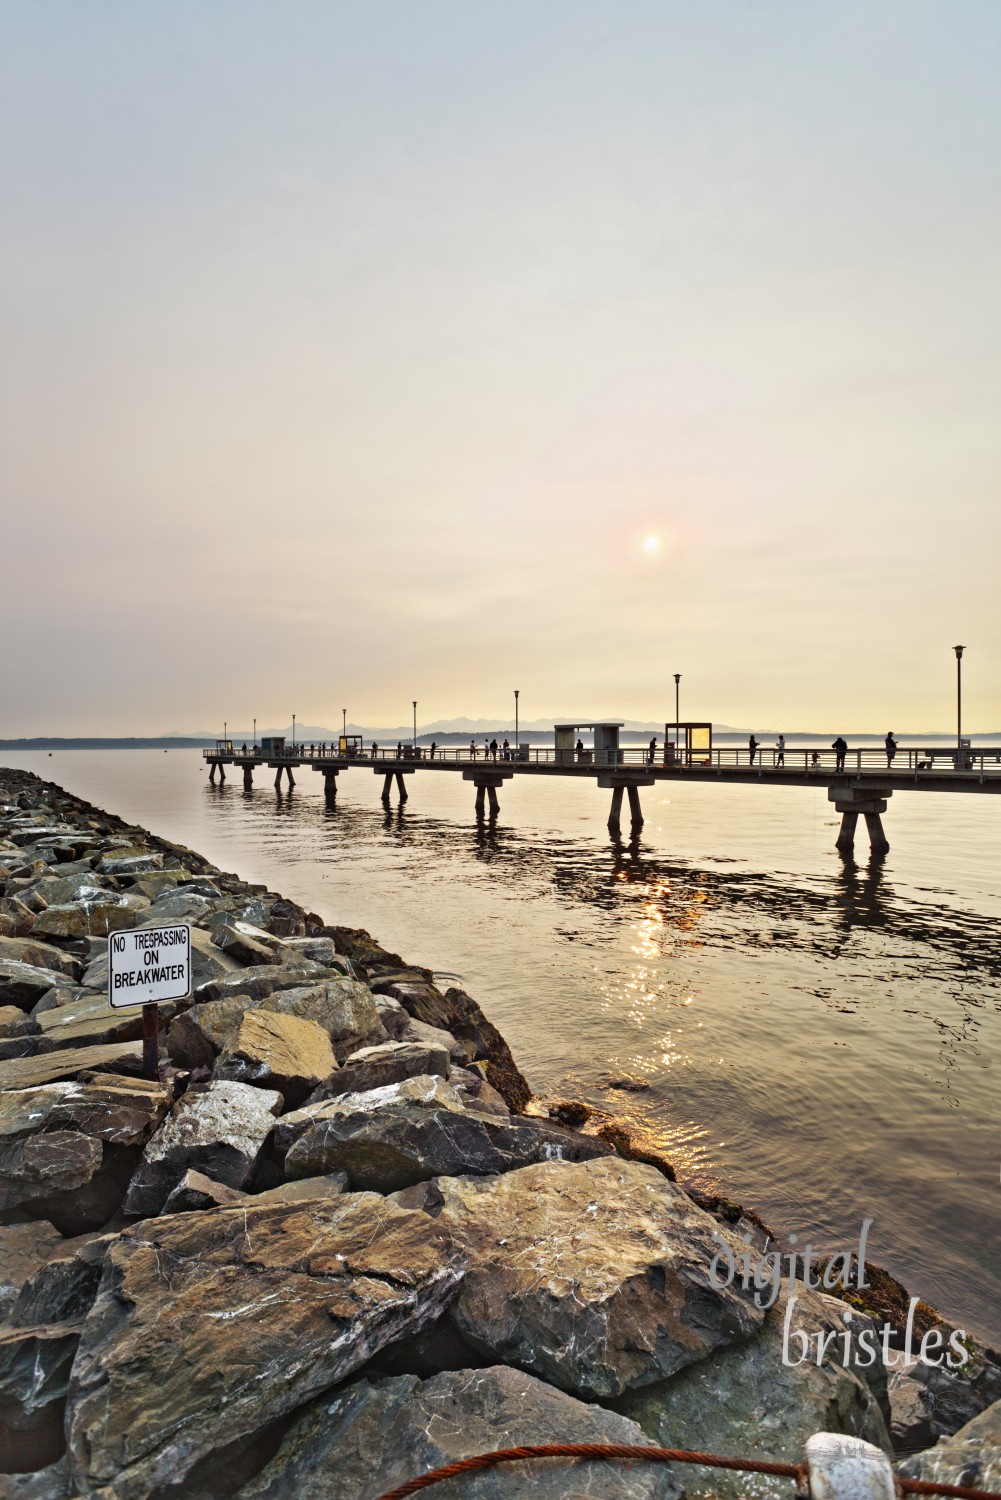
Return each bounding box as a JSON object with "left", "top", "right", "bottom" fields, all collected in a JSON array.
[{"left": 214, "top": 1009, "right": 337, "bottom": 1107}]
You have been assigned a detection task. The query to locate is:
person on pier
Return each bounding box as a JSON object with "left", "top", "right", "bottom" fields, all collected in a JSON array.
[
  {"left": 503, "top": 738, "right": 510, "bottom": 760},
  {"left": 470, "top": 739, "right": 477, "bottom": 760},
  {"left": 575, "top": 738, "right": 584, "bottom": 761},
  {"left": 775, "top": 734, "right": 785, "bottom": 766},
  {"left": 748, "top": 734, "right": 758, "bottom": 766},
  {"left": 832, "top": 736, "right": 848, "bottom": 772},
  {"left": 885, "top": 731, "right": 898, "bottom": 769},
  {"left": 490, "top": 738, "right": 498, "bottom": 761},
  {"left": 371, "top": 742, "right": 378, "bottom": 759},
  {"left": 648, "top": 736, "right": 657, "bottom": 765},
  {"left": 430, "top": 741, "right": 437, "bottom": 760}
]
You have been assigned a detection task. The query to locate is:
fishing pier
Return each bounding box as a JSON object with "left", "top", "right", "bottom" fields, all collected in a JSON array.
[{"left": 204, "top": 722, "right": 1001, "bottom": 854}]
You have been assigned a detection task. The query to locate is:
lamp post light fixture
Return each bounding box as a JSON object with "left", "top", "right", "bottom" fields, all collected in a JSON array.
[
  {"left": 954, "top": 646, "right": 965, "bottom": 758},
  {"left": 673, "top": 673, "right": 681, "bottom": 762},
  {"left": 413, "top": 701, "right": 417, "bottom": 749}
]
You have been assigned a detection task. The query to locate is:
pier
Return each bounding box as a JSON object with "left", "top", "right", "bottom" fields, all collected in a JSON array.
[{"left": 203, "top": 722, "right": 1001, "bottom": 854}]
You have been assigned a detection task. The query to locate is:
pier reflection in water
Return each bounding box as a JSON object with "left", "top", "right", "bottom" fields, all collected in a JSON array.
[{"left": 2, "top": 749, "right": 997, "bottom": 1345}]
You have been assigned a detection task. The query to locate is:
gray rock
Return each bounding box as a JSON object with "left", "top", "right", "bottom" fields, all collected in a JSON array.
[
  {"left": 162, "top": 1168, "right": 248, "bottom": 1212},
  {"left": 0, "top": 961, "right": 77, "bottom": 1012},
  {"left": 33, "top": 991, "right": 154, "bottom": 1053},
  {"left": 31, "top": 895, "right": 150, "bottom": 941},
  {"left": 374, "top": 994, "right": 410, "bottom": 1039},
  {"left": 617, "top": 1290, "right": 891, "bottom": 1497},
  {"left": 0, "top": 1130, "right": 103, "bottom": 1214},
  {"left": 0, "top": 1003, "right": 33, "bottom": 1037},
  {"left": 97, "top": 851, "right": 164, "bottom": 876},
  {"left": 401, "top": 1015, "right": 473, "bottom": 1065},
  {"left": 193, "top": 962, "right": 329, "bottom": 1006},
  {"left": 282, "top": 1075, "right": 612, "bottom": 1192},
  {"left": 305, "top": 1040, "right": 450, "bottom": 1104},
  {"left": 249, "top": 1172, "right": 348, "bottom": 1206},
  {"left": 898, "top": 1394, "right": 1001, "bottom": 1489},
  {"left": 448, "top": 1065, "right": 510, "bottom": 1117},
  {"left": 213, "top": 1008, "right": 337, "bottom": 1107},
  {"left": 0, "top": 937, "right": 82, "bottom": 981},
  {"left": 240, "top": 1366, "right": 683, "bottom": 1500},
  {"left": 887, "top": 1328, "right": 1001, "bottom": 1445},
  {"left": 24, "top": 873, "right": 113, "bottom": 908},
  {"left": 0, "top": 1040, "right": 145, "bottom": 1092},
  {"left": 280, "top": 935, "right": 341, "bottom": 967},
  {"left": 0, "top": 1221, "right": 63, "bottom": 1318},
  {"left": 65, "top": 1195, "right": 466, "bottom": 1499},
  {"left": 211, "top": 917, "right": 283, "bottom": 966},
  {"left": 0, "top": 1458, "right": 72, "bottom": 1499},
  {"left": 400, "top": 1156, "right": 766, "bottom": 1400},
  {"left": 0, "top": 1074, "right": 172, "bottom": 1147},
  {"left": 124, "top": 1079, "right": 283, "bottom": 1215}
]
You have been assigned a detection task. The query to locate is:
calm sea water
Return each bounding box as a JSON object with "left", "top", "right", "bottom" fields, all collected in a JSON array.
[{"left": 5, "top": 749, "right": 1000, "bottom": 1344}]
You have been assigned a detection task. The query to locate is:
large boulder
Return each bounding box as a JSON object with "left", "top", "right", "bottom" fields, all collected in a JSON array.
[
  {"left": 0, "top": 1131, "right": 103, "bottom": 1214},
  {"left": 65, "top": 1195, "right": 466, "bottom": 1499},
  {"left": 0, "top": 1040, "right": 145, "bottom": 1092},
  {"left": 123, "top": 1080, "right": 283, "bottom": 1215},
  {"left": 192, "top": 962, "right": 331, "bottom": 1006},
  {"left": 616, "top": 1290, "right": 891, "bottom": 1496},
  {"left": 898, "top": 1395, "right": 1001, "bottom": 1489},
  {"left": 0, "top": 1222, "right": 63, "bottom": 1319},
  {"left": 213, "top": 1009, "right": 337, "bottom": 1107},
  {"left": 0, "top": 938, "right": 81, "bottom": 981},
  {"left": 0, "top": 1075, "right": 172, "bottom": 1148},
  {"left": 178, "top": 976, "right": 387, "bottom": 1058},
  {"left": 240, "top": 1365, "right": 683, "bottom": 1500},
  {"left": 305, "top": 1040, "right": 450, "bottom": 1103},
  {"left": 0, "top": 961, "right": 76, "bottom": 1013},
  {"left": 31, "top": 896, "right": 150, "bottom": 941},
  {"left": 210, "top": 918, "right": 284, "bottom": 966},
  {"left": 888, "top": 1330, "right": 1001, "bottom": 1449},
  {"left": 33, "top": 992, "right": 157, "bottom": 1053},
  {"left": 281, "top": 1075, "right": 612, "bottom": 1192},
  {"left": 162, "top": 1169, "right": 248, "bottom": 1212},
  {"left": 397, "top": 1157, "right": 766, "bottom": 1400}
]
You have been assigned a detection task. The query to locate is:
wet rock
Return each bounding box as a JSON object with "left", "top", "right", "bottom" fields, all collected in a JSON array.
[
  {"left": 305, "top": 1040, "right": 449, "bottom": 1104},
  {"left": 898, "top": 1395, "right": 1001, "bottom": 1488},
  {"left": 264, "top": 899, "right": 306, "bottom": 938},
  {"left": 0, "top": 939, "right": 81, "bottom": 981},
  {"left": 400, "top": 1156, "right": 766, "bottom": 1400},
  {"left": 123, "top": 1079, "right": 283, "bottom": 1215},
  {"left": 0, "top": 1222, "right": 63, "bottom": 1318},
  {"left": 0, "top": 1040, "right": 145, "bottom": 1092},
  {"left": 616, "top": 1291, "right": 891, "bottom": 1497},
  {"left": 24, "top": 873, "right": 113, "bottom": 908},
  {"left": 190, "top": 973, "right": 387, "bottom": 1058},
  {"left": 65, "top": 1194, "right": 465, "bottom": 1499},
  {"left": 374, "top": 994, "right": 409, "bottom": 1039},
  {"left": 249, "top": 1172, "right": 348, "bottom": 1206},
  {"left": 282, "top": 1075, "right": 612, "bottom": 1193},
  {"left": 31, "top": 896, "right": 150, "bottom": 942},
  {"left": 162, "top": 1168, "right": 248, "bottom": 1212},
  {"left": 240, "top": 1365, "right": 682, "bottom": 1500},
  {"left": 0, "top": 962, "right": 77, "bottom": 1013},
  {"left": 213, "top": 1009, "right": 336, "bottom": 1107},
  {"left": 280, "top": 935, "right": 340, "bottom": 967},
  {"left": 0, "top": 1131, "right": 103, "bottom": 1214},
  {"left": 378, "top": 979, "right": 531, "bottom": 1113}
]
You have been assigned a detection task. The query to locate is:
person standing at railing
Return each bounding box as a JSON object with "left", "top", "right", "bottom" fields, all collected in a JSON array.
[
  {"left": 648, "top": 736, "right": 657, "bottom": 766},
  {"left": 502, "top": 738, "right": 510, "bottom": 760},
  {"left": 470, "top": 739, "right": 477, "bottom": 760},
  {"left": 748, "top": 734, "right": 758, "bottom": 766},
  {"left": 775, "top": 734, "right": 785, "bottom": 766},
  {"left": 430, "top": 741, "right": 437, "bottom": 760},
  {"left": 885, "top": 732, "right": 898, "bottom": 769},
  {"left": 832, "top": 736, "right": 848, "bottom": 772}
]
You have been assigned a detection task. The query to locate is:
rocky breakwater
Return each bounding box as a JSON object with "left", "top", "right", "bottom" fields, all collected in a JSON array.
[{"left": 0, "top": 767, "right": 998, "bottom": 1499}]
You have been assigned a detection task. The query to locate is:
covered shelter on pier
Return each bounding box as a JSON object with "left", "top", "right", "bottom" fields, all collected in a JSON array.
[
  {"left": 663, "top": 722, "right": 713, "bottom": 766},
  {"left": 554, "top": 721, "right": 625, "bottom": 767}
]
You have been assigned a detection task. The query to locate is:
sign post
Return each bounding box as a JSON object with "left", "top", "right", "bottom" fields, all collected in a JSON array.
[{"left": 108, "top": 925, "right": 192, "bottom": 1080}]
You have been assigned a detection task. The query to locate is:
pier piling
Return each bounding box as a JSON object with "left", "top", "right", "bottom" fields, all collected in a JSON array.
[{"left": 829, "top": 787, "right": 892, "bottom": 855}]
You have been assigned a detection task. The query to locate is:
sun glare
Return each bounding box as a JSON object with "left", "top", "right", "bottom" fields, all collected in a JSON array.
[{"left": 641, "top": 534, "right": 662, "bottom": 556}]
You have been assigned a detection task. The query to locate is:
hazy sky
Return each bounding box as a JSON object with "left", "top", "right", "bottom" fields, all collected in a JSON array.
[{"left": 2, "top": 1, "right": 999, "bottom": 735}]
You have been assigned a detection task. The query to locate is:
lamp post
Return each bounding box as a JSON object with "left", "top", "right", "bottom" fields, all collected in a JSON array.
[
  {"left": 342, "top": 708, "right": 347, "bottom": 739},
  {"left": 292, "top": 713, "right": 296, "bottom": 750},
  {"left": 954, "top": 646, "right": 965, "bottom": 760},
  {"left": 253, "top": 718, "right": 256, "bottom": 751},
  {"left": 514, "top": 690, "right": 519, "bottom": 745},
  {"left": 413, "top": 701, "right": 417, "bottom": 750},
  {"left": 224, "top": 721, "right": 227, "bottom": 746},
  {"left": 673, "top": 673, "right": 681, "bottom": 762}
]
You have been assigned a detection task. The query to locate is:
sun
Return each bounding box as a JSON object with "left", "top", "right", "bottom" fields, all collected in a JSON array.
[{"left": 641, "top": 534, "right": 662, "bottom": 556}]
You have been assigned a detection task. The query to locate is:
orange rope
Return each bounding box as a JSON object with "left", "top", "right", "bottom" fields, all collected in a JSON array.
[{"left": 371, "top": 1442, "right": 1001, "bottom": 1500}]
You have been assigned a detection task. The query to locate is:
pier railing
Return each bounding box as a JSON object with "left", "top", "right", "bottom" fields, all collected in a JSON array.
[{"left": 204, "top": 745, "right": 1000, "bottom": 776}]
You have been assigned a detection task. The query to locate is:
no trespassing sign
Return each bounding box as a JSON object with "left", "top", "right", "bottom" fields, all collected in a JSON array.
[{"left": 108, "top": 924, "right": 192, "bottom": 1008}]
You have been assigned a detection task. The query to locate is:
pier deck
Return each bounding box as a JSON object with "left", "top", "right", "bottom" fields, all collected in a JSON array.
[{"left": 203, "top": 741, "right": 1001, "bottom": 852}]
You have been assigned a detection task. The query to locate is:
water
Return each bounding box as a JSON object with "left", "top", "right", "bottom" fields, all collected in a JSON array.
[{"left": 6, "top": 748, "right": 999, "bottom": 1345}]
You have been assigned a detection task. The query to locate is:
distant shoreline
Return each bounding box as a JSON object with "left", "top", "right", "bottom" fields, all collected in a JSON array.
[{"left": 2, "top": 732, "right": 999, "bottom": 751}]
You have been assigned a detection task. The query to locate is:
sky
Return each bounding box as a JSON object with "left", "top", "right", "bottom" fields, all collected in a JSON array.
[{"left": 1, "top": 1, "right": 999, "bottom": 736}]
